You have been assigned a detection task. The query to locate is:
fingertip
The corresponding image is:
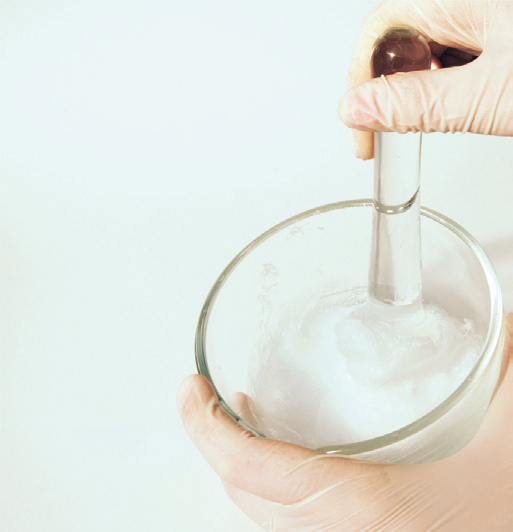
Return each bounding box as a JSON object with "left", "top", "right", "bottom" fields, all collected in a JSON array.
[
  {"left": 177, "top": 374, "right": 216, "bottom": 421},
  {"left": 337, "top": 90, "right": 354, "bottom": 128},
  {"left": 338, "top": 89, "right": 375, "bottom": 160},
  {"left": 352, "top": 129, "right": 374, "bottom": 160}
]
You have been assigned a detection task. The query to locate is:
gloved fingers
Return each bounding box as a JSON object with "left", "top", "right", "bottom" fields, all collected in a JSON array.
[
  {"left": 348, "top": 0, "right": 484, "bottom": 92},
  {"left": 347, "top": 0, "right": 488, "bottom": 93},
  {"left": 350, "top": 129, "right": 373, "bottom": 161},
  {"left": 342, "top": 0, "right": 499, "bottom": 159},
  {"left": 223, "top": 472, "right": 410, "bottom": 532},
  {"left": 222, "top": 481, "right": 284, "bottom": 532},
  {"left": 340, "top": 54, "right": 513, "bottom": 137},
  {"left": 178, "top": 315, "right": 513, "bottom": 530},
  {"left": 230, "top": 391, "right": 258, "bottom": 427},
  {"left": 223, "top": 481, "right": 350, "bottom": 532},
  {"left": 177, "top": 374, "right": 394, "bottom": 508},
  {"left": 178, "top": 374, "right": 324, "bottom": 503}
]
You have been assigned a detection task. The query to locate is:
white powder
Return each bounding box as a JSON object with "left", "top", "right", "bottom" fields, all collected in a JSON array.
[{"left": 248, "top": 287, "right": 482, "bottom": 449}]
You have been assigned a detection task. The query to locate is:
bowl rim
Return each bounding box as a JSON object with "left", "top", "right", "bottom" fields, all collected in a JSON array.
[{"left": 195, "top": 199, "right": 504, "bottom": 454}]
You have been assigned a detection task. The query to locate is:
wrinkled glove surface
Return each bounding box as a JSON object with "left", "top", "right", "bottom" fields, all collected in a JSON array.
[{"left": 338, "top": 0, "right": 513, "bottom": 159}]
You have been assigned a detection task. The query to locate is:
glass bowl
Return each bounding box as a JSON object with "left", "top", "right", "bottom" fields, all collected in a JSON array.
[{"left": 195, "top": 200, "right": 506, "bottom": 463}]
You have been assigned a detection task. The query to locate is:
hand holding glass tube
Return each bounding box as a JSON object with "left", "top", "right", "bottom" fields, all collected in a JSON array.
[{"left": 338, "top": 0, "right": 513, "bottom": 159}]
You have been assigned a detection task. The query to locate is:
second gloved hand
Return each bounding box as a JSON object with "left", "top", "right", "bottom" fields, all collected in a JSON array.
[{"left": 338, "top": 0, "right": 513, "bottom": 159}]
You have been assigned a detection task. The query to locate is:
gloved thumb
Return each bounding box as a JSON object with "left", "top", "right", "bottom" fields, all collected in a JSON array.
[{"left": 338, "top": 54, "right": 513, "bottom": 137}]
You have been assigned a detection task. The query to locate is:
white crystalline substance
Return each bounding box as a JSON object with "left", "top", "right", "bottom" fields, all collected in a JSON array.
[{"left": 248, "top": 288, "right": 482, "bottom": 449}]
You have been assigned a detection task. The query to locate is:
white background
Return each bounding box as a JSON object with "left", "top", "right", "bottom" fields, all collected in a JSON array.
[{"left": 1, "top": 1, "right": 512, "bottom": 531}]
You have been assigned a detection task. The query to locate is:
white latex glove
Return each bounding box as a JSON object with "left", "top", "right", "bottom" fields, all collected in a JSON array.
[
  {"left": 178, "top": 315, "right": 513, "bottom": 531},
  {"left": 338, "top": 0, "right": 513, "bottom": 159}
]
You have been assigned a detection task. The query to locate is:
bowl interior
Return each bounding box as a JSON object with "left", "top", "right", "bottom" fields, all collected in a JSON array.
[{"left": 195, "top": 200, "right": 503, "bottom": 461}]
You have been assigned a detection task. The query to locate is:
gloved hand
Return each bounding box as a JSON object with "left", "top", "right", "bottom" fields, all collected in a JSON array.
[
  {"left": 178, "top": 315, "right": 513, "bottom": 531},
  {"left": 338, "top": 0, "right": 513, "bottom": 159}
]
